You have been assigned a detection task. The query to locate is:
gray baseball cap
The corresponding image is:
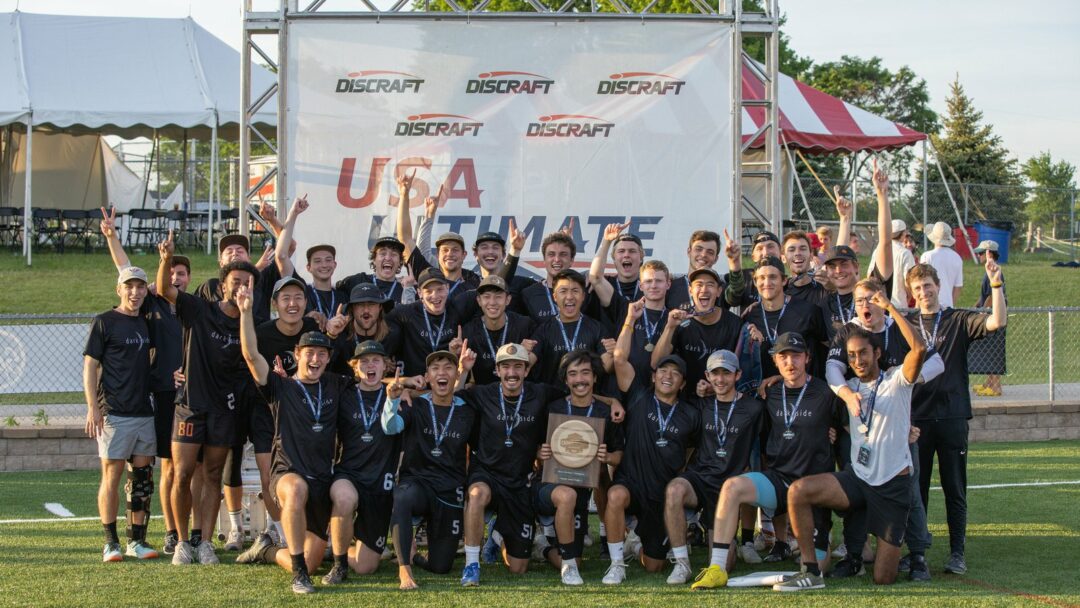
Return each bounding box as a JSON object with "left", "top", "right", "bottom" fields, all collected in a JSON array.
[{"left": 706, "top": 350, "right": 739, "bottom": 373}]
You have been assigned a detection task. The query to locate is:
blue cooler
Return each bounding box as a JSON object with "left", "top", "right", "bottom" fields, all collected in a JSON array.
[{"left": 975, "top": 220, "right": 1014, "bottom": 264}]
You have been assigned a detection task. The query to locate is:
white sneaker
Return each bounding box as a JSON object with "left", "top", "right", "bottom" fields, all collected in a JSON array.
[
  {"left": 739, "top": 542, "right": 763, "bottom": 564},
  {"left": 224, "top": 528, "right": 244, "bottom": 552},
  {"left": 561, "top": 562, "right": 584, "bottom": 586},
  {"left": 171, "top": 540, "right": 195, "bottom": 565},
  {"left": 623, "top": 531, "right": 642, "bottom": 561},
  {"left": 831, "top": 542, "right": 848, "bottom": 559},
  {"left": 531, "top": 533, "right": 551, "bottom": 562},
  {"left": 667, "top": 558, "right": 692, "bottom": 584},
  {"left": 196, "top": 541, "right": 219, "bottom": 565},
  {"left": 602, "top": 562, "right": 626, "bottom": 585}
]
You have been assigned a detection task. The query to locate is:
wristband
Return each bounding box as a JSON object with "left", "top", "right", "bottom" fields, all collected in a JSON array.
[{"left": 990, "top": 282, "right": 1003, "bottom": 289}]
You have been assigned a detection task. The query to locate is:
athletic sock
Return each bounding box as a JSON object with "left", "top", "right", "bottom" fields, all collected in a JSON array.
[
  {"left": 607, "top": 542, "right": 624, "bottom": 564},
  {"left": 805, "top": 561, "right": 821, "bottom": 576},
  {"left": 291, "top": 553, "right": 307, "bottom": 574},
  {"left": 103, "top": 522, "right": 119, "bottom": 545},
  {"left": 710, "top": 543, "right": 729, "bottom": 569},
  {"left": 334, "top": 553, "right": 348, "bottom": 569},
  {"left": 167, "top": 529, "right": 179, "bottom": 540},
  {"left": 542, "top": 524, "right": 555, "bottom": 538},
  {"left": 742, "top": 527, "right": 755, "bottom": 545},
  {"left": 190, "top": 529, "right": 202, "bottom": 547},
  {"left": 228, "top": 510, "right": 243, "bottom": 531},
  {"left": 464, "top": 545, "right": 481, "bottom": 566},
  {"left": 671, "top": 545, "right": 689, "bottom": 561}
]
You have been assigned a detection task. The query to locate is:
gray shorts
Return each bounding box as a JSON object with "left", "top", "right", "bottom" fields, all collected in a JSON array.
[{"left": 97, "top": 415, "right": 157, "bottom": 461}]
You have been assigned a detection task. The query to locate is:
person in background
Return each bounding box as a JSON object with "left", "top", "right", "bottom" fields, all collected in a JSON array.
[
  {"left": 971, "top": 240, "right": 1007, "bottom": 397},
  {"left": 919, "top": 222, "right": 964, "bottom": 309}
]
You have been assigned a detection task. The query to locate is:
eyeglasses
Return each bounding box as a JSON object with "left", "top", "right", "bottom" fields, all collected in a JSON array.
[{"left": 854, "top": 297, "right": 874, "bottom": 306}]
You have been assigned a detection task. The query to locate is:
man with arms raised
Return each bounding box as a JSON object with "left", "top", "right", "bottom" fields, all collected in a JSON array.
[
  {"left": 336, "top": 235, "right": 409, "bottom": 307},
  {"left": 666, "top": 229, "right": 745, "bottom": 313},
  {"left": 237, "top": 280, "right": 344, "bottom": 593},
  {"left": 534, "top": 351, "right": 624, "bottom": 585},
  {"left": 396, "top": 171, "right": 480, "bottom": 294},
  {"left": 604, "top": 350, "right": 700, "bottom": 584},
  {"left": 692, "top": 332, "right": 842, "bottom": 590},
  {"left": 662, "top": 348, "right": 765, "bottom": 585},
  {"left": 157, "top": 231, "right": 257, "bottom": 565},
  {"left": 906, "top": 257, "right": 1006, "bottom": 575},
  {"left": 589, "top": 222, "right": 646, "bottom": 325},
  {"left": 778, "top": 291, "right": 927, "bottom": 590},
  {"left": 381, "top": 350, "right": 478, "bottom": 589},
  {"left": 83, "top": 266, "right": 158, "bottom": 562}
]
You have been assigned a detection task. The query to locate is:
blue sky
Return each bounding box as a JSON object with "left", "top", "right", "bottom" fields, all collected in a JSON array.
[{"left": 7, "top": 0, "right": 1078, "bottom": 180}]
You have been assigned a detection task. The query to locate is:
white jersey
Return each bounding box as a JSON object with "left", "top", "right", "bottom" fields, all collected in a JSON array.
[{"left": 846, "top": 366, "right": 914, "bottom": 486}]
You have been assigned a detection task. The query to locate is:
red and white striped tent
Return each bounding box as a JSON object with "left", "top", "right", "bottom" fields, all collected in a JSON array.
[{"left": 741, "top": 59, "right": 927, "bottom": 153}]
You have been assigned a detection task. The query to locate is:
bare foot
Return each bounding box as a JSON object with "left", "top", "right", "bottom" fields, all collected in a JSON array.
[{"left": 399, "top": 577, "right": 418, "bottom": 590}]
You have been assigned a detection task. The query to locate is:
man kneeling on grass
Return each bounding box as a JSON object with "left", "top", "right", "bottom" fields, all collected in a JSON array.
[
  {"left": 236, "top": 278, "right": 346, "bottom": 594},
  {"left": 780, "top": 291, "right": 927, "bottom": 590}
]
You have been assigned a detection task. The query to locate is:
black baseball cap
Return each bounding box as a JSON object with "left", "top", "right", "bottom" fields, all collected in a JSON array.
[
  {"left": 297, "top": 331, "right": 333, "bottom": 350},
  {"left": 418, "top": 268, "right": 449, "bottom": 289},
  {"left": 654, "top": 354, "right": 688, "bottom": 377},
  {"left": 477, "top": 274, "right": 508, "bottom": 294},
  {"left": 372, "top": 236, "right": 405, "bottom": 254},
  {"left": 474, "top": 231, "right": 505, "bottom": 247},
  {"left": 218, "top": 234, "right": 249, "bottom": 254},
  {"left": 614, "top": 233, "right": 643, "bottom": 248},
  {"left": 752, "top": 231, "right": 780, "bottom": 246},
  {"left": 305, "top": 244, "right": 336, "bottom": 262},
  {"left": 823, "top": 245, "right": 858, "bottom": 264},
  {"left": 687, "top": 267, "right": 722, "bottom": 285},
  {"left": 769, "top": 331, "right": 808, "bottom": 355},
  {"left": 348, "top": 283, "right": 387, "bottom": 305},
  {"left": 351, "top": 340, "right": 388, "bottom": 360},
  {"left": 755, "top": 255, "right": 786, "bottom": 277},
  {"left": 272, "top": 276, "right": 306, "bottom": 298}
]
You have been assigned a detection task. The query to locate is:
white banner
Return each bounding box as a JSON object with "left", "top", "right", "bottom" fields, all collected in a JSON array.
[{"left": 286, "top": 20, "right": 733, "bottom": 280}]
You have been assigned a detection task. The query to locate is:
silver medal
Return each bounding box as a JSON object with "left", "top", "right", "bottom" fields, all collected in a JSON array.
[
  {"left": 361, "top": 432, "right": 373, "bottom": 443},
  {"left": 857, "top": 423, "right": 869, "bottom": 435},
  {"left": 430, "top": 447, "right": 443, "bottom": 457},
  {"left": 656, "top": 438, "right": 669, "bottom": 448},
  {"left": 783, "top": 429, "right": 795, "bottom": 440},
  {"left": 312, "top": 424, "right": 323, "bottom": 433}
]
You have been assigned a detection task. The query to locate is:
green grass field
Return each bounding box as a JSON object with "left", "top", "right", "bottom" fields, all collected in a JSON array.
[{"left": 0, "top": 440, "right": 1077, "bottom": 607}]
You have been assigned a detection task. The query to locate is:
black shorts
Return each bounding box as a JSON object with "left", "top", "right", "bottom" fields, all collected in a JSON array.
[
  {"left": 172, "top": 404, "right": 237, "bottom": 448},
  {"left": 834, "top": 467, "right": 910, "bottom": 547},
  {"left": 335, "top": 474, "right": 393, "bottom": 552},
  {"left": 534, "top": 482, "right": 591, "bottom": 559},
  {"left": 467, "top": 468, "right": 535, "bottom": 560},
  {"left": 613, "top": 479, "right": 668, "bottom": 561},
  {"left": 677, "top": 470, "right": 724, "bottom": 528},
  {"left": 271, "top": 472, "right": 332, "bottom": 541},
  {"left": 152, "top": 391, "right": 176, "bottom": 459},
  {"left": 248, "top": 399, "right": 275, "bottom": 454}
]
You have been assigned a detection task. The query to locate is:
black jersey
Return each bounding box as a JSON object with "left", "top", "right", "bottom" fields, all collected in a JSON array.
[
  {"left": 460, "top": 382, "right": 562, "bottom": 487},
  {"left": 174, "top": 291, "right": 246, "bottom": 414},
  {"left": 827, "top": 318, "right": 910, "bottom": 378},
  {"left": 264, "top": 372, "right": 345, "bottom": 482},
  {"left": 336, "top": 385, "right": 400, "bottom": 491},
  {"left": 196, "top": 263, "right": 281, "bottom": 325},
  {"left": 336, "top": 273, "right": 406, "bottom": 307},
  {"left": 256, "top": 318, "right": 320, "bottom": 377},
  {"left": 460, "top": 313, "right": 536, "bottom": 385},
  {"left": 670, "top": 311, "right": 743, "bottom": 392},
  {"left": 519, "top": 281, "right": 561, "bottom": 323},
  {"left": 386, "top": 301, "right": 463, "bottom": 376},
  {"left": 396, "top": 394, "right": 478, "bottom": 492},
  {"left": 621, "top": 307, "right": 670, "bottom": 383},
  {"left": 762, "top": 376, "right": 843, "bottom": 480},
  {"left": 686, "top": 394, "right": 765, "bottom": 482},
  {"left": 546, "top": 396, "right": 626, "bottom": 453},
  {"left": 907, "top": 308, "right": 990, "bottom": 421},
  {"left": 614, "top": 387, "right": 701, "bottom": 503},
  {"left": 83, "top": 309, "right": 154, "bottom": 417},
  {"left": 742, "top": 297, "right": 827, "bottom": 380},
  {"left": 143, "top": 295, "right": 182, "bottom": 393},
  {"left": 305, "top": 283, "right": 348, "bottom": 319},
  {"left": 531, "top": 315, "right": 610, "bottom": 385},
  {"left": 785, "top": 275, "right": 828, "bottom": 302}
]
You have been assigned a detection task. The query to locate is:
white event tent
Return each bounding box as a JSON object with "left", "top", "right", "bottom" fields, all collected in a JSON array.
[{"left": 0, "top": 11, "right": 276, "bottom": 263}]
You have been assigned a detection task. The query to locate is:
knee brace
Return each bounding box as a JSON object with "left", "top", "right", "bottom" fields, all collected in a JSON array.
[{"left": 125, "top": 464, "right": 155, "bottom": 513}]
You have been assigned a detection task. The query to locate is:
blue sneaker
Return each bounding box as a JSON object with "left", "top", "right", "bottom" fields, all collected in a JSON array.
[
  {"left": 461, "top": 562, "right": 481, "bottom": 587},
  {"left": 481, "top": 533, "right": 500, "bottom": 564}
]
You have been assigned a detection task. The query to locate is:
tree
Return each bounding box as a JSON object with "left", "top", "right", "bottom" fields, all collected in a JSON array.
[{"left": 1022, "top": 151, "right": 1076, "bottom": 235}]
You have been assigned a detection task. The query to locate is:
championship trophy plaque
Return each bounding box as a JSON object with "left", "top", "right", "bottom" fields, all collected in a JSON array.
[{"left": 542, "top": 414, "right": 605, "bottom": 488}]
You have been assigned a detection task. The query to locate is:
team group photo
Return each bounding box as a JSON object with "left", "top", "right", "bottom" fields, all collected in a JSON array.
[{"left": 1, "top": 0, "right": 1078, "bottom": 607}]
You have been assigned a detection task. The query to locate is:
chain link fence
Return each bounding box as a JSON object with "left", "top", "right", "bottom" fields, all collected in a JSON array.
[
  {"left": 790, "top": 177, "right": 1079, "bottom": 261},
  {"left": 1, "top": 308, "right": 1076, "bottom": 427}
]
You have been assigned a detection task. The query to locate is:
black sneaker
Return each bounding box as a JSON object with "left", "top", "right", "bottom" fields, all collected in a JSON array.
[
  {"left": 909, "top": 554, "right": 931, "bottom": 582},
  {"left": 163, "top": 533, "right": 179, "bottom": 556},
  {"left": 943, "top": 552, "right": 967, "bottom": 575},
  {"left": 322, "top": 563, "right": 349, "bottom": 585},
  {"left": 762, "top": 542, "right": 792, "bottom": 563},
  {"left": 826, "top": 556, "right": 865, "bottom": 578},
  {"left": 292, "top": 570, "right": 316, "bottom": 594},
  {"left": 897, "top": 553, "right": 911, "bottom": 573},
  {"left": 237, "top": 533, "right": 273, "bottom": 565}
]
